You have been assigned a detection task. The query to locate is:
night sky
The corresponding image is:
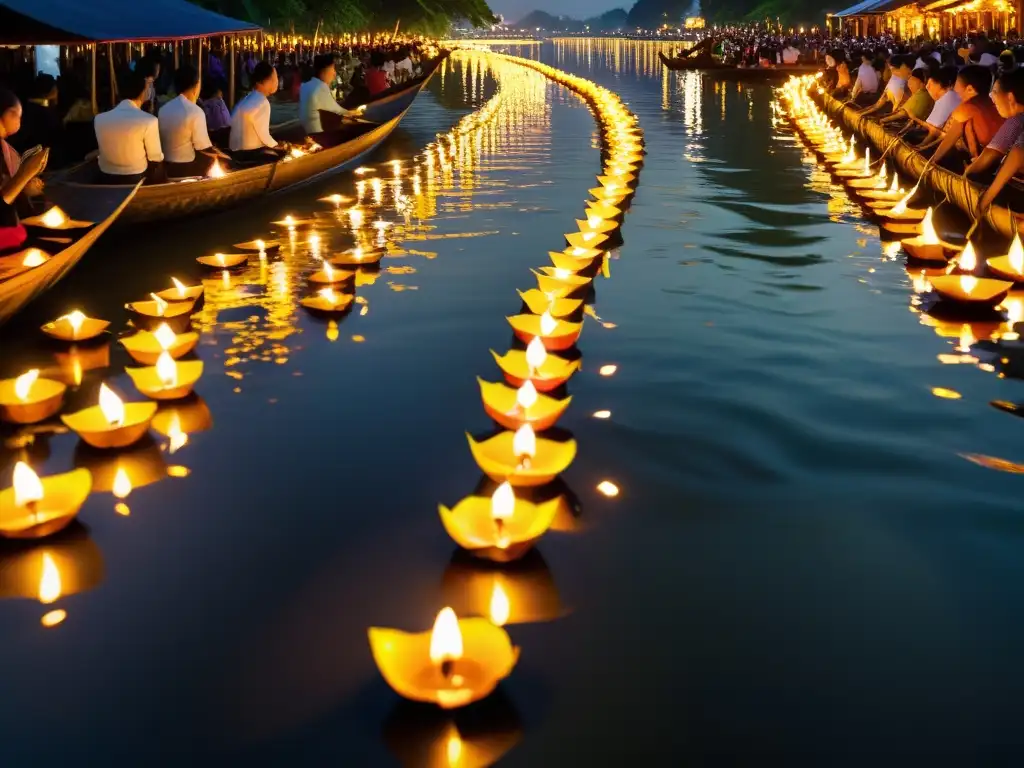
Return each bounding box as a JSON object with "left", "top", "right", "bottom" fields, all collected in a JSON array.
[{"left": 492, "top": 0, "right": 629, "bottom": 24}]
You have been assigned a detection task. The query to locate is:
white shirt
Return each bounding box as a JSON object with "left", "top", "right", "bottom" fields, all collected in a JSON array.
[
  {"left": 885, "top": 75, "right": 906, "bottom": 106},
  {"left": 914, "top": 51, "right": 941, "bottom": 70},
  {"left": 396, "top": 57, "right": 414, "bottom": 74},
  {"left": 979, "top": 52, "right": 1000, "bottom": 68},
  {"left": 383, "top": 60, "right": 395, "bottom": 77},
  {"left": 927, "top": 89, "right": 961, "bottom": 128},
  {"left": 855, "top": 62, "right": 879, "bottom": 94},
  {"left": 158, "top": 94, "right": 213, "bottom": 163},
  {"left": 299, "top": 78, "right": 350, "bottom": 134},
  {"left": 782, "top": 46, "right": 800, "bottom": 65},
  {"left": 229, "top": 90, "right": 277, "bottom": 151},
  {"left": 94, "top": 99, "right": 163, "bottom": 175}
]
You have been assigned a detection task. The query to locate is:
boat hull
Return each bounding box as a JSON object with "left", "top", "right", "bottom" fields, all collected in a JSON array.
[{"left": 658, "top": 52, "right": 818, "bottom": 80}]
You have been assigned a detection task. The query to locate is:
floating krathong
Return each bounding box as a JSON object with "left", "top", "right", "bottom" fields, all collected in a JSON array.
[
  {"left": 533, "top": 267, "right": 591, "bottom": 298},
  {"left": 154, "top": 277, "right": 204, "bottom": 303},
  {"left": 125, "top": 351, "right": 203, "bottom": 400},
  {"left": 0, "top": 463, "right": 91, "bottom": 539},
  {"left": 271, "top": 215, "right": 316, "bottom": 229},
  {"left": 368, "top": 607, "right": 519, "bottom": 709},
  {"left": 517, "top": 288, "right": 582, "bottom": 318},
  {"left": 20, "top": 206, "right": 92, "bottom": 230},
  {"left": 300, "top": 287, "right": 355, "bottom": 314},
  {"left": 490, "top": 346, "right": 580, "bottom": 392},
  {"left": 8, "top": 246, "right": 50, "bottom": 272},
  {"left": 152, "top": 396, "right": 213, "bottom": 437},
  {"left": 584, "top": 201, "right": 624, "bottom": 223},
  {"left": 574, "top": 216, "right": 619, "bottom": 238},
  {"left": 985, "top": 232, "right": 1024, "bottom": 282},
  {"left": 565, "top": 230, "right": 609, "bottom": 250},
  {"left": 901, "top": 208, "right": 948, "bottom": 263},
  {"left": 877, "top": 184, "right": 926, "bottom": 221},
  {"left": 929, "top": 274, "right": 1013, "bottom": 306},
  {"left": 846, "top": 164, "right": 888, "bottom": 190},
  {"left": 307, "top": 261, "right": 356, "bottom": 286},
  {"left": 196, "top": 252, "right": 248, "bottom": 269},
  {"left": 121, "top": 323, "right": 199, "bottom": 365},
  {"left": 125, "top": 294, "right": 193, "bottom": 332},
  {"left": 439, "top": 481, "right": 561, "bottom": 562},
  {"left": 478, "top": 378, "right": 572, "bottom": 432},
  {"left": 0, "top": 369, "right": 66, "bottom": 424},
  {"left": 41, "top": 309, "right": 108, "bottom": 342},
  {"left": 234, "top": 239, "right": 281, "bottom": 253},
  {"left": 833, "top": 148, "right": 872, "bottom": 178},
  {"left": 61, "top": 383, "right": 157, "bottom": 449},
  {"left": 329, "top": 246, "right": 385, "bottom": 267},
  {"left": 588, "top": 186, "right": 628, "bottom": 208},
  {"left": 467, "top": 426, "right": 577, "bottom": 486},
  {"left": 548, "top": 248, "right": 603, "bottom": 273},
  {"left": 507, "top": 311, "right": 582, "bottom": 351}
]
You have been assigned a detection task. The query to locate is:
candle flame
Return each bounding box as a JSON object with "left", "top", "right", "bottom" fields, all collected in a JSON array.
[
  {"left": 957, "top": 323, "right": 976, "bottom": 352},
  {"left": 540, "top": 311, "right": 558, "bottom": 336},
  {"left": 889, "top": 175, "right": 899, "bottom": 194},
  {"left": 14, "top": 369, "right": 39, "bottom": 401},
  {"left": 222, "top": 269, "right": 230, "bottom": 288},
  {"left": 861, "top": 148, "right": 870, "bottom": 176},
  {"left": 587, "top": 215, "right": 602, "bottom": 229},
  {"left": 38, "top": 553, "right": 61, "bottom": 604},
  {"left": 960, "top": 274, "right": 978, "bottom": 295},
  {"left": 153, "top": 323, "right": 177, "bottom": 350},
  {"left": 215, "top": 253, "right": 227, "bottom": 267},
  {"left": 112, "top": 467, "right": 132, "bottom": 499},
  {"left": 207, "top": 159, "right": 226, "bottom": 178},
  {"left": 491, "top": 481, "right": 515, "bottom": 523},
  {"left": 489, "top": 582, "right": 510, "bottom": 627},
  {"left": 958, "top": 242, "right": 978, "bottom": 273},
  {"left": 553, "top": 268, "right": 571, "bottom": 280},
  {"left": 169, "top": 277, "right": 187, "bottom": 298},
  {"left": 63, "top": 309, "right": 86, "bottom": 336},
  {"left": 512, "top": 424, "right": 537, "bottom": 460},
  {"left": 98, "top": 383, "right": 125, "bottom": 427},
  {"left": 446, "top": 732, "right": 464, "bottom": 767},
  {"left": 323, "top": 262, "right": 335, "bottom": 281},
  {"left": 167, "top": 412, "right": 188, "bottom": 453},
  {"left": 12, "top": 461, "right": 44, "bottom": 508},
  {"left": 516, "top": 379, "right": 538, "bottom": 410},
  {"left": 1009, "top": 233, "right": 1024, "bottom": 274},
  {"left": 149, "top": 293, "right": 169, "bottom": 316},
  {"left": 920, "top": 207, "right": 939, "bottom": 245},
  {"left": 156, "top": 351, "right": 178, "bottom": 387},
  {"left": 318, "top": 287, "right": 338, "bottom": 305},
  {"left": 525, "top": 336, "right": 547, "bottom": 370},
  {"left": 891, "top": 184, "right": 918, "bottom": 216},
  {"left": 21, "top": 248, "right": 47, "bottom": 267},
  {"left": 255, "top": 239, "right": 265, "bottom": 251},
  {"left": 429, "top": 607, "right": 464, "bottom": 665},
  {"left": 40, "top": 206, "right": 68, "bottom": 228}
]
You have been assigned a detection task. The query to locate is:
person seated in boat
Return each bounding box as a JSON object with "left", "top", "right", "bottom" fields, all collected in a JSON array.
[
  {"left": 300, "top": 54, "right": 359, "bottom": 143},
  {"left": 907, "top": 66, "right": 960, "bottom": 144},
  {"left": 229, "top": 61, "right": 285, "bottom": 164},
  {"left": 9, "top": 74, "right": 62, "bottom": 166},
  {"left": 199, "top": 79, "right": 231, "bottom": 135},
  {"left": 364, "top": 53, "right": 391, "bottom": 97},
  {"left": 879, "top": 68, "right": 933, "bottom": 126},
  {"left": 860, "top": 55, "right": 912, "bottom": 117},
  {"left": 93, "top": 70, "right": 166, "bottom": 185},
  {"left": 926, "top": 66, "right": 1004, "bottom": 172},
  {"left": 159, "top": 65, "right": 230, "bottom": 178},
  {"left": 0, "top": 90, "right": 49, "bottom": 251},
  {"left": 832, "top": 58, "right": 853, "bottom": 98},
  {"left": 849, "top": 51, "right": 879, "bottom": 106},
  {"left": 963, "top": 70, "right": 1024, "bottom": 181}
]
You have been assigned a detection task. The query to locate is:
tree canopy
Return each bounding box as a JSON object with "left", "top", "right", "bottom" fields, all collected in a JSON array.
[{"left": 194, "top": 0, "right": 496, "bottom": 34}]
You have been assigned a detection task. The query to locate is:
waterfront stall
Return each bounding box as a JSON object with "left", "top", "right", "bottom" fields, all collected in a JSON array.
[{"left": 923, "top": 0, "right": 1018, "bottom": 38}]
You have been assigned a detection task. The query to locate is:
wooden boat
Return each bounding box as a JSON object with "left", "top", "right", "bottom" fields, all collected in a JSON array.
[
  {"left": 0, "top": 184, "right": 139, "bottom": 326},
  {"left": 658, "top": 52, "right": 819, "bottom": 81},
  {"left": 815, "top": 90, "right": 1021, "bottom": 240},
  {"left": 45, "top": 57, "right": 444, "bottom": 227}
]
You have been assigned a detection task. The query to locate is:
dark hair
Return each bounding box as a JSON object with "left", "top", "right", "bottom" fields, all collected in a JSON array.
[
  {"left": 998, "top": 68, "right": 1024, "bottom": 102},
  {"left": 894, "top": 54, "right": 913, "bottom": 70},
  {"left": 32, "top": 73, "right": 57, "bottom": 100},
  {"left": 1000, "top": 50, "right": 1016, "bottom": 68},
  {"left": 0, "top": 87, "right": 19, "bottom": 115},
  {"left": 251, "top": 61, "right": 275, "bottom": 86},
  {"left": 958, "top": 64, "right": 993, "bottom": 95},
  {"left": 910, "top": 67, "right": 928, "bottom": 83},
  {"left": 137, "top": 58, "right": 159, "bottom": 80},
  {"left": 370, "top": 51, "right": 386, "bottom": 68},
  {"left": 118, "top": 69, "right": 148, "bottom": 101},
  {"left": 173, "top": 64, "right": 199, "bottom": 96},
  {"left": 199, "top": 77, "right": 222, "bottom": 101},
  {"left": 928, "top": 65, "right": 958, "bottom": 89},
  {"left": 313, "top": 53, "right": 334, "bottom": 78}
]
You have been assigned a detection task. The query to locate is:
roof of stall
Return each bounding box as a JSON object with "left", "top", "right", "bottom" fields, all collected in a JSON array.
[
  {"left": 832, "top": 0, "right": 912, "bottom": 17},
  {"left": 0, "top": 0, "right": 258, "bottom": 44}
]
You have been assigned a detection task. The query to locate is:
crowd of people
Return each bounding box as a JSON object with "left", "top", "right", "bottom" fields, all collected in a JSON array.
[{"left": 0, "top": 39, "right": 438, "bottom": 243}]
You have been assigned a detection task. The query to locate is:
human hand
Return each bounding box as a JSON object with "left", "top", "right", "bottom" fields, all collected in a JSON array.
[
  {"left": 20, "top": 147, "right": 49, "bottom": 179},
  {"left": 25, "top": 177, "right": 45, "bottom": 197}
]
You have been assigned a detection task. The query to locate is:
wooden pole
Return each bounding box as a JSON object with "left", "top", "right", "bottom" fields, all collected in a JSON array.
[
  {"left": 198, "top": 37, "right": 203, "bottom": 84},
  {"left": 174, "top": 41, "right": 180, "bottom": 69},
  {"left": 90, "top": 44, "right": 98, "bottom": 115},
  {"left": 228, "top": 35, "right": 236, "bottom": 110},
  {"left": 108, "top": 43, "right": 117, "bottom": 107}
]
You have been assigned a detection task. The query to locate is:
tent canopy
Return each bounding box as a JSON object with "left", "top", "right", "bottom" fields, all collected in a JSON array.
[
  {"left": 0, "top": 0, "right": 259, "bottom": 44},
  {"left": 833, "top": 0, "right": 906, "bottom": 17}
]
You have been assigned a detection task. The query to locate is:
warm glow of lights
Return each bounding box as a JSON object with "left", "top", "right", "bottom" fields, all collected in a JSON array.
[
  {"left": 958, "top": 242, "right": 978, "bottom": 273},
  {"left": 12, "top": 461, "right": 44, "bottom": 508},
  {"left": 41, "top": 609, "right": 66, "bottom": 627},
  {"left": 1009, "top": 233, "right": 1024, "bottom": 274},
  {"left": 170, "top": 277, "right": 187, "bottom": 298},
  {"left": 599, "top": 364, "right": 617, "bottom": 376},
  {"left": 14, "top": 369, "right": 39, "bottom": 401},
  {"left": 446, "top": 732, "right": 464, "bottom": 767},
  {"left": 516, "top": 380, "right": 538, "bottom": 409},
  {"left": 957, "top": 324, "right": 976, "bottom": 352},
  {"left": 348, "top": 207, "right": 364, "bottom": 228},
  {"left": 512, "top": 424, "right": 536, "bottom": 459},
  {"left": 318, "top": 287, "right": 339, "bottom": 305},
  {"left": 155, "top": 351, "right": 178, "bottom": 387},
  {"left": 891, "top": 184, "right": 918, "bottom": 216},
  {"left": 38, "top": 553, "right": 61, "bottom": 604},
  {"left": 207, "top": 159, "right": 226, "bottom": 178},
  {"left": 525, "top": 336, "right": 547, "bottom": 369},
  {"left": 491, "top": 481, "right": 515, "bottom": 524},
  {"left": 112, "top": 468, "right": 132, "bottom": 499},
  {"left": 167, "top": 412, "right": 189, "bottom": 453},
  {"left": 539, "top": 311, "right": 557, "bottom": 336},
  {"left": 98, "top": 383, "right": 125, "bottom": 426},
  {"left": 889, "top": 176, "right": 899, "bottom": 194},
  {"left": 21, "top": 249, "right": 46, "bottom": 267},
  {"left": 429, "top": 607, "right": 464, "bottom": 665},
  {"left": 64, "top": 309, "right": 86, "bottom": 336},
  {"left": 149, "top": 293, "right": 169, "bottom": 316},
  {"left": 40, "top": 206, "right": 68, "bottom": 228},
  {"left": 920, "top": 207, "right": 939, "bottom": 245},
  {"left": 221, "top": 269, "right": 230, "bottom": 288},
  {"left": 489, "top": 583, "right": 510, "bottom": 627},
  {"left": 323, "top": 262, "right": 335, "bottom": 281},
  {"left": 153, "top": 323, "right": 177, "bottom": 350},
  {"left": 960, "top": 274, "right": 978, "bottom": 295},
  {"left": 593, "top": 409, "right": 611, "bottom": 419},
  {"left": 597, "top": 480, "right": 619, "bottom": 497}
]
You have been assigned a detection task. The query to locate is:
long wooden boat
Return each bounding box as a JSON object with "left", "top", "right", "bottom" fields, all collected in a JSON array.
[
  {"left": 815, "top": 90, "right": 1019, "bottom": 240},
  {"left": 658, "top": 52, "right": 819, "bottom": 81},
  {"left": 44, "top": 57, "right": 444, "bottom": 227},
  {"left": 0, "top": 184, "right": 138, "bottom": 326}
]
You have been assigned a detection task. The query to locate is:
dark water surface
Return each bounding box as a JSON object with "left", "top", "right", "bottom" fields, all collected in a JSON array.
[{"left": 1, "top": 41, "right": 1023, "bottom": 764}]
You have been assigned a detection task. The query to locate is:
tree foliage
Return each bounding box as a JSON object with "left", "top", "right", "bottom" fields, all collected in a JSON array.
[{"left": 194, "top": 0, "right": 496, "bottom": 34}]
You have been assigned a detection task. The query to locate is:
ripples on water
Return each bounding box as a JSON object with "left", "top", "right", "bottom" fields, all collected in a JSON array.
[{"left": 1, "top": 41, "right": 1023, "bottom": 763}]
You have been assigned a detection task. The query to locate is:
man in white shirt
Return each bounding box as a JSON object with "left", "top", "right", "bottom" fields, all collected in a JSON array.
[
  {"left": 860, "top": 55, "right": 911, "bottom": 117},
  {"left": 94, "top": 69, "right": 164, "bottom": 183},
  {"left": 919, "top": 66, "right": 961, "bottom": 139},
  {"left": 781, "top": 41, "right": 801, "bottom": 65},
  {"left": 300, "top": 54, "right": 357, "bottom": 138},
  {"left": 849, "top": 51, "right": 880, "bottom": 105},
  {"left": 159, "top": 64, "right": 227, "bottom": 177},
  {"left": 230, "top": 61, "right": 282, "bottom": 163}
]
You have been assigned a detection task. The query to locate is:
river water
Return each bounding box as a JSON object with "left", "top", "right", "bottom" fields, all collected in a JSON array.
[{"left": 1, "top": 41, "right": 1022, "bottom": 764}]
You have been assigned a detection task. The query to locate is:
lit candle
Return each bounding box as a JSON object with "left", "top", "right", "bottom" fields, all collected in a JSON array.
[
  {"left": 126, "top": 350, "right": 203, "bottom": 401},
  {"left": 0, "top": 461, "right": 91, "bottom": 539},
  {"left": 61, "top": 383, "right": 156, "bottom": 449},
  {"left": 41, "top": 309, "right": 108, "bottom": 342}
]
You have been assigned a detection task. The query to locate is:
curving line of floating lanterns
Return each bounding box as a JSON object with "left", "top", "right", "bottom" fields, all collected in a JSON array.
[
  {"left": 778, "top": 76, "right": 1024, "bottom": 404},
  {"left": 366, "top": 51, "right": 646, "bottom": 713}
]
